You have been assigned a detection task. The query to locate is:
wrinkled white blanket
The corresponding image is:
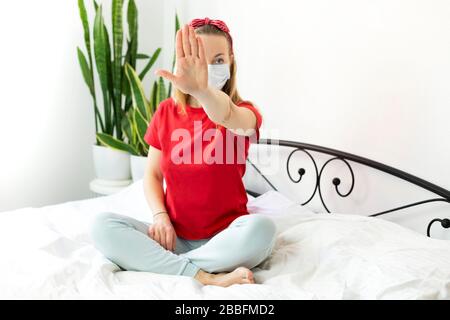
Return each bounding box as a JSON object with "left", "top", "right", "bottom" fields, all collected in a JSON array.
[{"left": 0, "top": 180, "right": 449, "bottom": 299}]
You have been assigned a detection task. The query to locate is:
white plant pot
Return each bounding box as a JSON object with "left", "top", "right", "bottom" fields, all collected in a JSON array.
[
  {"left": 130, "top": 154, "right": 148, "bottom": 182},
  {"left": 92, "top": 144, "right": 131, "bottom": 180}
]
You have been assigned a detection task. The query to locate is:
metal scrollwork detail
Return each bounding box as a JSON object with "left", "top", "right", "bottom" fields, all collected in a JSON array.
[
  {"left": 247, "top": 139, "right": 450, "bottom": 238},
  {"left": 286, "top": 149, "right": 356, "bottom": 211},
  {"left": 317, "top": 157, "right": 355, "bottom": 213},
  {"left": 286, "top": 148, "right": 319, "bottom": 206}
]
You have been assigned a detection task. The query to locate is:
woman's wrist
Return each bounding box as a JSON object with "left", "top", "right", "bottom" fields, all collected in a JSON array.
[
  {"left": 193, "top": 86, "right": 232, "bottom": 124},
  {"left": 153, "top": 210, "right": 169, "bottom": 218},
  {"left": 191, "top": 85, "right": 213, "bottom": 101}
]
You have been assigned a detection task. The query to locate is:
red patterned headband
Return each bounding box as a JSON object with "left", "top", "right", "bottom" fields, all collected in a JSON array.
[{"left": 189, "top": 17, "right": 233, "bottom": 54}]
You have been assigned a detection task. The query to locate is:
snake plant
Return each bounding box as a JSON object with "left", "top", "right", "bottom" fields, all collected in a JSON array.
[
  {"left": 76, "top": 0, "right": 161, "bottom": 153},
  {"left": 122, "top": 12, "right": 181, "bottom": 156}
]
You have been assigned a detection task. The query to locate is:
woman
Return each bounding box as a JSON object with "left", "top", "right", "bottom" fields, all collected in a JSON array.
[{"left": 90, "top": 18, "right": 276, "bottom": 287}]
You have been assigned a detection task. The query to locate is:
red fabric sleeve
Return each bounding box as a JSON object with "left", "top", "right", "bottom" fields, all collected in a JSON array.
[
  {"left": 236, "top": 101, "right": 263, "bottom": 142},
  {"left": 144, "top": 105, "right": 162, "bottom": 150}
]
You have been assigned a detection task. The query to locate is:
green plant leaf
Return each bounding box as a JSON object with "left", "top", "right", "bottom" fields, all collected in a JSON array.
[
  {"left": 121, "top": 0, "right": 137, "bottom": 120},
  {"left": 78, "top": 0, "right": 92, "bottom": 66},
  {"left": 121, "top": 53, "right": 149, "bottom": 59},
  {"left": 127, "top": 108, "right": 137, "bottom": 145},
  {"left": 168, "top": 12, "right": 181, "bottom": 97},
  {"left": 121, "top": 111, "right": 132, "bottom": 142},
  {"left": 97, "top": 132, "right": 138, "bottom": 155},
  {"left": 122, "top": 0, "right": 141, "bottom": 110},
  {"left": 133, "top": 105, "right": 149, "bottom": 146},
  {"left": 104, "top": 23, "right": 115, "bottom": 134},
  {"left": 150, "top": 80, "right": 158, "bottom": 114},
  {"left": 125, "top": 63, "right": 150, "bottom": 120},
  {"left": 112, "top": 0, "right": 124, "bottom": 138},
  {"left": 121, "top": 39, "right": 132, "bottom": 97},
  {"left": 93, "top": 5, "right": 112, "bottom": 133},
  {"left": 136, "top": 53, "right": 149, "bottom": 59},
  {"left": 172, "top": 12, "right": 180, "bottom": 72},
  {"left": 77, "top": 47, "right": 94, "bottom": 96},
  {"left": 78, "top": 0, "right": 105, "bottom": 136},
  {"left": 157, "top": 77, "right": 167, "bottom": 105},
  {"left": 139, "top": 47, "right": 161, "bottom": 80},
  {"left": 127, "top": 0, "right": 138, "bottom": 69}
]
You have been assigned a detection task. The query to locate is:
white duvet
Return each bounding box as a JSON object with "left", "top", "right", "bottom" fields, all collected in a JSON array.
[{"left": 0, "top": 180, "right": 449, "bottom": 300}]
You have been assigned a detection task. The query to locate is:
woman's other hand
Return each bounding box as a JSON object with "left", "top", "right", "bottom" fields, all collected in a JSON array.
[
  {"left": 147, "top": 213, "right": 177, "bottom": 252},
  {"left": 155, "top": 24, "right": 208, "bottom": 96}
]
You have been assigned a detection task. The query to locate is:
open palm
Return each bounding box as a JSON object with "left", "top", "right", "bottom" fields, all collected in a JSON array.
[{"left": 156, "top": 24, "right": 208, "bottom": 96}]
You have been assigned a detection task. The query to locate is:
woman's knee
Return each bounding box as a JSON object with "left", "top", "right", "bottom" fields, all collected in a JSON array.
[
  {"left": 239, "top": 214, "right": 277, "bottom": 252},
  {"left": 220, "top": 215, "right": 277, "bottom": 270},
  {"left": 90, "top": 212, "right": 121, "bottom": 247}
]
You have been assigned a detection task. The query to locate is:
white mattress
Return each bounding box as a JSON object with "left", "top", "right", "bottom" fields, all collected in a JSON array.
[{"left": 0, "top": 180, "right": 449, "bottom": 299}]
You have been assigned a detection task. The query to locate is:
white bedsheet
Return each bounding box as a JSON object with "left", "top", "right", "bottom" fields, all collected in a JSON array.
[{"left": 0, "top": 180, "right": 449, "bottom": 299}]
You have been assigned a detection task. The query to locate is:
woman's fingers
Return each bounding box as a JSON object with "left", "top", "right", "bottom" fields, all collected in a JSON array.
[
  {"left": 147, "top": 225, "right": 154, "bottom": 239},
  {"left": 155, "top": 69, "right": 177, "bottom": 83},
  {"left": 154, "top": 228, "right": 160, "bottom": 244},
  {"left": 182, "top": 24, "right": 191, "bottom": 56},
  {"left": 156, "top": 228, "right": 166, "bottom": 250},
  {"left": 166, "top": 230, "right": 173, "bottom": 252},
  {"left": 172, "top": 233, "right": 177, "bottom": 252},
  {"left": 197, "top": 36, "right": 206, "bottom": 63},
  {"left": 176, "top": 29, "right": 184, "bottom": 59},
  {"left": 189, "top": 26, "right": 198, "bottom": 58}
]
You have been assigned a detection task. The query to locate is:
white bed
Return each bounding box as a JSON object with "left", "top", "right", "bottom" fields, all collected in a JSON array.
[{"left": 0, "top": 179, "right": 449, "bottom": 300}]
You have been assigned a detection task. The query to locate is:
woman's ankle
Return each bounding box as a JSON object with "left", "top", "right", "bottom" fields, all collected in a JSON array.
[{"left": 194, "top": 269, "right": 214, "bottom": 285}]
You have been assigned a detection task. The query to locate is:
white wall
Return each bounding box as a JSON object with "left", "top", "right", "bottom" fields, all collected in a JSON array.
[
  {"left": 0, "top": 0, "right": 165, "bottom": 211},
  {"left": 176, "top": 0, "right": 450, "bottom": 239},
  {"left": 1, "top": 0, "right": 449, "bottom": 239}
]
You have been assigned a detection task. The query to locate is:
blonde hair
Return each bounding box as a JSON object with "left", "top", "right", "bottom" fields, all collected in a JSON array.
[{"left": 172, "top": 24, "right": 258, "bottom": 129}]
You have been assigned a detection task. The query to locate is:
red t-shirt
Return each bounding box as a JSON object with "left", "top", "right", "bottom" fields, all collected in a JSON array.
[{"left": 144, "top": 97, "right": 263, "bottom": 240}]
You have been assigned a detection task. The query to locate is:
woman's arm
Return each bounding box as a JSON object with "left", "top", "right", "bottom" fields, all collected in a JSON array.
[
  {"left": 193, "top": 86, "right": 258, "bottom": 136},
  {"left": 143, "top": 146, "right": 177, "bottom": 252},
  {"left": 155, "top": 24, "right": 258, "bottom": 136},
  {"left": 143, "top": 146, "right": 166, "bottom": 215}
]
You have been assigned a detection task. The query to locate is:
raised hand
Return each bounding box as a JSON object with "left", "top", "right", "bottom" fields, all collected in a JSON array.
[{"left": 155, "top": 24, "right": 208, "bottom": 96}]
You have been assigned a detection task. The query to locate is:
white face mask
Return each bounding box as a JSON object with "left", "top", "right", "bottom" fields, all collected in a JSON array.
[{"left": 208, "top": 63, "right": 230, "bottom": 90}]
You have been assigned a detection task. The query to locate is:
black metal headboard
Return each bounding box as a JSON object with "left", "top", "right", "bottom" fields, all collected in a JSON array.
[{"left": 245, "top": 139, "right": 450, "bottom": 238}]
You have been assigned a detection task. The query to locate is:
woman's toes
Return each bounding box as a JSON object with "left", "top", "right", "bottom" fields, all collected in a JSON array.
[
  {"left": 235, "top": 267, "right": 255, "bottom": 283},
  {"left": 207, "top": 267, "right": 256, "bottom": 287}
]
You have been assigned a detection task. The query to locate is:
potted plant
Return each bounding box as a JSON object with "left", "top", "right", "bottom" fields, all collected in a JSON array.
[
  {"left": 76, "top": 0, "right": 161, "bottom": 182},
  {"left": 125, "top": 14, "right": 180, "bottom": 181},
  {"left": 124, "top": 66, "right": 163, "bottom": 181}
]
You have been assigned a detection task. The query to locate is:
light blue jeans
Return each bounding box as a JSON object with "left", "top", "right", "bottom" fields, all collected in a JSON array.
[{"left": 90, "top": 212, "right": 277, "bottom": 278}]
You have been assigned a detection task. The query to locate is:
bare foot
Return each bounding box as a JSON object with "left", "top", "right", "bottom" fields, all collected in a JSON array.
[{"left": 194, "top": 267, "right": 255, "bottom": 287}]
